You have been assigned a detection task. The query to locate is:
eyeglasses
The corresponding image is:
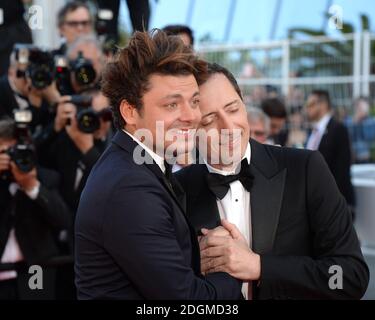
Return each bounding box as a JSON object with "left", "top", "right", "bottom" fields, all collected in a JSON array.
[
  {"left": 64, "top": 20, "right": 92, "bottom": 28},
  {"left": 251, "top": 130, "right": 267, "bottom": 137}
]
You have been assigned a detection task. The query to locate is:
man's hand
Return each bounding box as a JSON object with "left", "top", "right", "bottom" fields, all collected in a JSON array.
[
  {"left": 200, "top": 219, "right": 261, "bottom": 281},
  {"left": 27, "top": 80, "right": 60, "bottom": 108},
  {"left": 198, "top": 225, "right": 231, "bottom": 245},
  {"left": 10, "top": 162, "right": 39, "bottom": 192},
  {"left": 54, "top": 96, "right": 76, "bottom": 132},
  {"left": 0, "top": 150, "right": 11, "bottom": 173},
  {"left": 40, "top": 82, "right": 61, "bottom": 106}
]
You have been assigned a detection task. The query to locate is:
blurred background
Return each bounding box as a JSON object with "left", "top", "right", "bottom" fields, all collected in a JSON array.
[{"left": 0, "top": 0, "right": 374, "bottom": 299}]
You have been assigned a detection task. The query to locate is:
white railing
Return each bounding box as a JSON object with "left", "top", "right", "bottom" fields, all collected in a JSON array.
[{"left": 197, "top": 32, "right": 375, "bottom": 111}]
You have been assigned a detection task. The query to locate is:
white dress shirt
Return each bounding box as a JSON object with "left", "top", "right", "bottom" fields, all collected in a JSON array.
[
  {"left": 123, "top": 130, "right": 166, "bottom": 173},
  {"left": 0, "top": 183, "right": 40, "bottom": 281},
  {"left": 205, "top": 143, "right": 252, "bottom": 298},
  {"left": 306, "top": 113, "right": 332, "bottom": 150}
]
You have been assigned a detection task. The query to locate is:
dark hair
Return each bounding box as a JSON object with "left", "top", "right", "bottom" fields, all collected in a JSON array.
[
  {"left": 57, "top": 1, "right": 92, "bottom": 27},
  {"left": 162, "top": 25, "right": 194, "bottom": 46},
  {"left": 310, "top": 89, "right": 331, "bottom": 109},
  {"left": 199, "top": 63, "right": 243, "bottom": 100},
  {"left": 261, "top": 98, "right": 287, "bottom": 119},
  {"left": 101, "top": 29, "right": 207, "bottom": 130},
  {"left": 0, "top": 118, "right": 16, "bottom": 140}
]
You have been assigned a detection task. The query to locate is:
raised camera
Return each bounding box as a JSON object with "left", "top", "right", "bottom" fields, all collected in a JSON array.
[
  {"left": 70, "top": 51, "right": 96, "bottom": 87},
  {"left": 70, "top": 95, "right": 112, "bottom": 134},
  {"left": 14, "top": 44, "right": 55, "bottom": 90}
]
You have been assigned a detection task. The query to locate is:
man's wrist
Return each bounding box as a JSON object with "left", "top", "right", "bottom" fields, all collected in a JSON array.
[{"left": 248, "top": 253, "right": 261, "bottom": 281}]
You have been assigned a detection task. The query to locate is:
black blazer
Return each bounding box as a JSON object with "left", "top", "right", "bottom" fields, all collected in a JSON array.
[
  {"left": 74, "top": 130, "right": 242, "bottom": 300},
  {"left": 0, "top": 167, "right": 71, "bottom": 265},
  {"left": 176, "top": 139, "right": 369, "bottom": 299},
  {"left": 318, "top": 117, "right": 355, "bottom": 206},
  {"left": 0, "top": 75, "right": 53, "bottom": 133},
  {"left": 38, "top": 129, "right": 106, "bottom": 213}
]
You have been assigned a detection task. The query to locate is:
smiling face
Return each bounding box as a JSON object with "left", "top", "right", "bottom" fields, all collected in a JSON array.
[
  {"left": 197, "top": 73, "right": 250, "bottom": 170},
  {"left": 122, "top": 73, "right": 201, "bottom": 158}
]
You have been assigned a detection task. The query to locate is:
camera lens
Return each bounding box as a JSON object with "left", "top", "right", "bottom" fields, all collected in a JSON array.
[
  {"left": 77, "top": 108, "right": 100, "bottom": 134},
  {"left": 30, "top": 65, "right": 53, "bottom": 89},
  {"left": 75, "top": 64, "right": 96, "bottom": 86}
]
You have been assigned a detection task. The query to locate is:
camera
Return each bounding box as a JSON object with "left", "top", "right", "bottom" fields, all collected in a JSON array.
[
  {"left": 95, "top": 8, "right": 117, "bottom": 55},
  {"left": 70, "top": 95, "right": 112, "bottom": 134},
  {"left": 55, "top": 55, "right": 74, "bottom": 95},
  {"left": 54, "top": 53, "right": 97, "bottom": 95},
  {"left": 1, "top": 110, "right": 36, "bottom": 174},
  {"left": 70, "top": 51, "right": 97, "bottom": 87},
  {"left": 14, "top": 44, "right": 55, "bottom": 90}
]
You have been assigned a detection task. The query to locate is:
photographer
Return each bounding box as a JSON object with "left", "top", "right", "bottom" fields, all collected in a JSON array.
[
  {"left": 38, "top": 91, "right": 112, "bottom": 214},
  {"left": 37, "top": 34, "right": 110, "bottom": 213},
  {"left": 0, "top": 117, "right": 71, "bottom": 300},
  {"left": 0, "top": 45, "right": 60, "bottom": 134},
  {"left": 35, "top": 91, "right": 112, "bottom": 300},
  {"left": 54, "top": 33, "right": 105, "bottom": 96}
]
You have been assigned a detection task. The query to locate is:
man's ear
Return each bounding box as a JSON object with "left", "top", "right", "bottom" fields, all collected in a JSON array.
[{"left": 119, "top": 100, "right": 139, "bottom": 126}]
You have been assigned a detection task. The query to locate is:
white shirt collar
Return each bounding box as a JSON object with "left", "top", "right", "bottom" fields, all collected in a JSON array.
[
  {"left": 123, "top": 130, "right": 166, "bottom": 173},
  {"left": 205, "top": 142, "right": 251, "bottom": 176},
  {"left": 313, "top": 113, "right": 332, "bottom": 134}
]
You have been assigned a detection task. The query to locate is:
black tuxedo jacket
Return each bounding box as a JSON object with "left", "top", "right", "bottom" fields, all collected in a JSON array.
[
  {"left": 0, "top": 167, "right": 71, "bottom": 264},
  {"left": 0, "top": 75, "right": 53, "bottom": 133},
  {"left": 318, "top": 117, "right": 355, "bottom": 206},
  {"left": 38, "top": 128, "right": 106, "bottom": 213},
  {"left": 74, "top": 130, "right": 242, "bottom": 300},
  {"left": 176, "top": 139, "right": 369, "bottom": 299}
]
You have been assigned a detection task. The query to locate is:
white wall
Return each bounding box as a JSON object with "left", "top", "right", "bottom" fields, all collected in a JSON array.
[{"left": 29, "top": 0, "right": 66, "bottom": 49}]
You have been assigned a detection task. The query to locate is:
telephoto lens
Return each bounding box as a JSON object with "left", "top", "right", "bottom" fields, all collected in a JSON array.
[
  {"left": 71, "top": 51, "right": 97, "bottom": 86},
  {"left": 14, "top": 44, "right": 55, "bottom": 89}
]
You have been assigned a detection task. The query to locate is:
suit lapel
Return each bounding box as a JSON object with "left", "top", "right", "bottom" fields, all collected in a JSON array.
[
  {"left": 144, "top": 161, "right": 187, "bottom": 215},
  {"left": 250, "top": 140, "right": 286, "bottom": 254},
  {"left": 318, "top": 117, "right": 333, "bottom": 153}
]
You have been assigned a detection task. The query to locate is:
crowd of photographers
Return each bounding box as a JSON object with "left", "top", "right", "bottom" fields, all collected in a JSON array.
[{"left": 0, "top": 1, "right": 116, "bottom": 299}]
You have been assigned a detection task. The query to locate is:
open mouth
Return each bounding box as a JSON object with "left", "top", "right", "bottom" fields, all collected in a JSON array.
[{"left": 173, "top": 128, "right": 195, "bottom": 137}]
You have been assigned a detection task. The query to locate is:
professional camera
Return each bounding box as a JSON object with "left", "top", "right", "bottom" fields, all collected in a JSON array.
[
  {"left": 14, "top": 44, "right": 55, "bottom": 90},
  {"left": 70, "top": 95, "right": 112, "bottom": 134},
  {"left": 1, "top": 110, "right": 36, "bottom": 173},
  {"left": 70, "top": 51, "right": 97, "bottom": 87},
  {"left": 95, "top": 8, "right": 117, "bottom": 55},
  {"left": 55, "top": 55, "right": 74, "bottom": 95}
]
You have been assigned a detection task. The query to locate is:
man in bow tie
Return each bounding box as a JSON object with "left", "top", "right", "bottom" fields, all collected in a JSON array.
[{"left": 175, "top": 63, "right": 369, "bottom": 300}]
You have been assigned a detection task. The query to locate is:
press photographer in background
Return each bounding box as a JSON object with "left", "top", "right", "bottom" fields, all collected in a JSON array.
[
  {"left": 54, "top": 1, "right": 94, "bottom": 57},
  {"left": 0, "top": 44, "right": 60, "bottom": 134},
  {"left": 0, "top": 115, "right": 70, "bottom": 300},
  {"left": 38, "top": 34, "right": 111, "bottom": 212}
]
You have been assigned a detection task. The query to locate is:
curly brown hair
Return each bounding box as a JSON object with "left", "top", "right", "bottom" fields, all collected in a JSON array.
[{"left": 101, "top": 29, "right": 208, "bottom": 130}]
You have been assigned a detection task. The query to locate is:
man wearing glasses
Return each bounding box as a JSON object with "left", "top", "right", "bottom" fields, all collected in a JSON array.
[{"left": 55, "top": 1, "right": 93, "bottom": 56}]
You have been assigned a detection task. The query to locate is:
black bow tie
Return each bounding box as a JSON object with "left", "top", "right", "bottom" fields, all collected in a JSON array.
[{"left": 206, "top": 158, "right": 254, "bottom": 200}]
